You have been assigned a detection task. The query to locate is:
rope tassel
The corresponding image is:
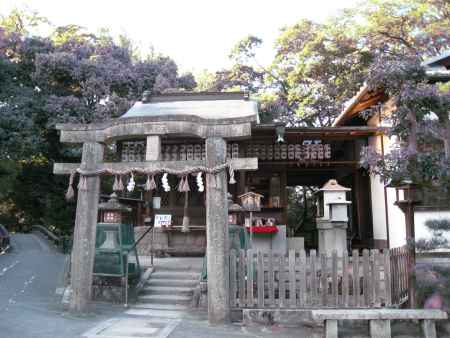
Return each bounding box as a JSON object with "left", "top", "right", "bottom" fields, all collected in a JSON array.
[
  {"left": 228, "top": 163, "right": 236, "bottom": 184},
  {"left": 77, "top": 175, "right": 88, "bottom": 191},
  {"left": 117, "top": 175, "right": 124, "bottom": 191},
  {"left": 145, "top": 175, "right": 157, "bottom": 191},
  {"left": 65, "top": 172, "right": 75, "bottom": 201},
  {"left": 112, "top": 175, "right": 120, "bottom": 191},
  {"left": 178, "top": 175, "right": 190, "bottom": 192}
]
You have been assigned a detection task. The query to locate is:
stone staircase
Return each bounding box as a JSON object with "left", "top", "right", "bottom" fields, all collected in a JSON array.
[{"left": 126, "top": 261, "right": 202, "bottom": 319}]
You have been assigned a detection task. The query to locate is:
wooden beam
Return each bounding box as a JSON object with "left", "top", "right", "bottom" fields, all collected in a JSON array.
[{"left": 53, "top": 158, "right": 258, "bottom": 175}]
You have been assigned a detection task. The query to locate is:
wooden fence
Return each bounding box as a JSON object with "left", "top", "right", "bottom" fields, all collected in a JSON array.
[
  {"left": 390, "top": 245, "right": 410, "bottom": 305},
  {"left": 230, "top": 248, "right": 409, "bottom": 309}
]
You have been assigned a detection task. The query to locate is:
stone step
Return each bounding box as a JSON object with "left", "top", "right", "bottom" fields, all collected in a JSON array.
[
  {"left": 146, "top": 279, "right": 198, "bottom": 288},
  {"left": 151, "top": 271, "right": 199, "bottom": 280},
  {"left": 132, "top": 303, "right": 189, "bottom": 311},
  {"left": 138, "top": 294, "right": 191, "bottom": 305},
  {"left": 156, "top": 265, "right": 202, "bottom": 273},
  {"left": 141, "top": 286, "right": 194, "bottom": 296},
  {"left": 125, "top": 308, "right": 185, "bottom": 319}
]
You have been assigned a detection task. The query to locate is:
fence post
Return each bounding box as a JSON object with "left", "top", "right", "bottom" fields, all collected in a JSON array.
[
  {"left": 331, "top": 251, "right": 338, "bottom": 307},
  {"left": 320, "top": 253, "right": 328, "bottom": 306},
  {"left": 342, "top": 251, "right": 349, "bottom": 307},
  {"left": 257, "top": 251, "right": 264, "bottom": 308},
  {"left": 362, "top": 249, "right": 370, "bottom": 306},
  {"left": 289, "top": 250, "right": 296, "bottom": 307},
  {"left": 352, "top": 249, "right": 360, "bottom": 307},
  {"left": 279, "top": 253, "right": 286, "bottom": 308},
  {"left": 246, "top": 249, "right": 254, "bottom": 307},
  {"left": 299, "top": 250, "right": 306, "bottom": 307},
  {"left": 372, "top": 249, "right": 380, "bottom": 306},
  {"left": 229, "top": 250, "right": 237, "bottom": 308},
  {"left": 311, "top": 250, "right": 318, "bottom": 306},
  {"left": 383, "top": 249, "right": 392, "bottom": 306}
]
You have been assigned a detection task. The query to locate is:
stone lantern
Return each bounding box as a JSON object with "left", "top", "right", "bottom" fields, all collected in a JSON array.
[
  {"left": 94, "top": 193, "right": 140, "bottom": 281},
  {"left": 98, "top": 192, "right": 131, "bottom": 225},
  {"left": 228, "top": 193, "right": 245, "bottom": 252},
  {"left": 97, "top": 193, "right": 131, "bottom": 251},
  {"left": 228, "top": 193, "right": 244, "bottom": 225},
  {"left": 238, "top": 192, "right": 263, "bottom": 212},
  {"left": 316, "top": 179, "right": 351, "bottom": 255}
]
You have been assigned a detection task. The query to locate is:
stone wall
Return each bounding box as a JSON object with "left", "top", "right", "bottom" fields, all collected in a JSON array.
[{"left": 135, "top": 226, "right": 206, "bottom": 256}]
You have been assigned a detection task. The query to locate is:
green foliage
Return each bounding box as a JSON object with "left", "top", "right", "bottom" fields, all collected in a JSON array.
[
  {"left": 205, "top": 0, "right": 449, "bottom": 127},
  {"left": 0, "top": 8, "right": 196, "bottom": 232},
  {"left": 425, "top": 219, "right": 450, "bottom": 232},
  {"left": 286, "top": 186, "right": 318, "bottom": 248}
]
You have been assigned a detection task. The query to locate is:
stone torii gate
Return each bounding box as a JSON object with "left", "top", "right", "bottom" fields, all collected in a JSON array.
[{"left": 53, "top": 92, "right": 258, "bottom": 324}]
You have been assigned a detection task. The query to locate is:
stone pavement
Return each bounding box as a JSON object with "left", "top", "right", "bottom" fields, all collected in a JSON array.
[
  {"left": 80, "top": 254, "right": 450, "bottom": 338},
  {"left": 81, "top": 306, "right": 450, "bottom": 338}
]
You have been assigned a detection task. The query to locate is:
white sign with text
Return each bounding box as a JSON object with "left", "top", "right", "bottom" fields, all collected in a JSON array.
[{"left": 154, "top": 214, "right": 172, "bottom": 227}]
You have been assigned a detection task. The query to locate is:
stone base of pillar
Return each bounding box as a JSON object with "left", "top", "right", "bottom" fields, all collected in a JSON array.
[{"left": 317, "top": 220, "right": 348, "bottom": 255}]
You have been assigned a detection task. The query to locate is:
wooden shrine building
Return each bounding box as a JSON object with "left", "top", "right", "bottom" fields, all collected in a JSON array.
[{"left": 103, "top": 92, "right": 383, "bottom": 255}]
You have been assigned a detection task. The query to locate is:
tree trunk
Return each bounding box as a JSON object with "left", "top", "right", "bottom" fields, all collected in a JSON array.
[{"left": 407, "top": 110, "right": 418, "bottom": 156}]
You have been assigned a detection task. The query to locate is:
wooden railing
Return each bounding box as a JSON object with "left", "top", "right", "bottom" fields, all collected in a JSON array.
[{"left": 229, "top": 249, "right": 402, "bottom": 309}]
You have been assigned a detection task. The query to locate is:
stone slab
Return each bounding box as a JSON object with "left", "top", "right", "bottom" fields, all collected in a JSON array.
[
  {"left": 82, "top": 317, "right": 180, "bottom": 338},
  {"left": 311, "top": 309, "right": 448, "bottom": 321},
  {"left": 243, "top": 309, "right": 317, "bottom": 327},
  {"left": 125, "top": 308, "right": 185, "bottom": 319}
]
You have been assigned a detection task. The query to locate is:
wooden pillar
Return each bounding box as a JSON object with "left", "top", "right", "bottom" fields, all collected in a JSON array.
[
  {"left": 205, "top": 137, "right": 230, "bottom": 324},
  {"left": 70, "top": 142, "right": 104, "bottom": 313},
  {"left": 398, "top": 199, "right": 417, "bottom": 308},
  {"left": 405, "top": 203, "right": 417, "bottom": 308}
]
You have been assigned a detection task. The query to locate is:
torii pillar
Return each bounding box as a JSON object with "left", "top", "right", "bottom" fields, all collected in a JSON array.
[
  {"left": 205, "top": 137, "right": 230, "bottom": 324},
  {"left": 70, "top": 142, "right": 103, "bottom": 313}
]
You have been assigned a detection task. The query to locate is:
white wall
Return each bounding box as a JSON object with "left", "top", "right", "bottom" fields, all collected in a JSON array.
[
  {"left": 386, "top": 187, "right": 407, "bottom": 248},
  {"left": 367, "top": 114, "right": 407, "bottom": 249},
  {"left": 370, "top": 174, "right": 387, "bottom": 241}
]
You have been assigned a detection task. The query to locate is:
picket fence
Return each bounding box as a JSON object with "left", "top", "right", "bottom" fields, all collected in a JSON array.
[{"left": 229, "top": 247, "right": 409, "bottom": 309}]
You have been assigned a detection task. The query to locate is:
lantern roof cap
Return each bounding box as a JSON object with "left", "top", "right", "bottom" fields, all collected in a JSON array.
[
  {"left": 319, "top": 179, "right": 351, "bottom": 192},
  {"left": 385, "top": 178, "right": 418, "bottom": 188},
  {"left": 238, "top": 192, "right": 264, "bottom": 199},
  {"left": 98, "top": 193, "right": 132, "bottom": 212}
]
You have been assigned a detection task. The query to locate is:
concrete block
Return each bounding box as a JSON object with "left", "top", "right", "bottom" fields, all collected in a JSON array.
[{"left": 369, "top": 319, "right": 391, "bottom": 338}]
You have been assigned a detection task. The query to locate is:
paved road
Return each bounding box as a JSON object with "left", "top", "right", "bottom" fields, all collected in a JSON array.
[{"left": 0, "top": 233, "right": 122, "bottom": 338}]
